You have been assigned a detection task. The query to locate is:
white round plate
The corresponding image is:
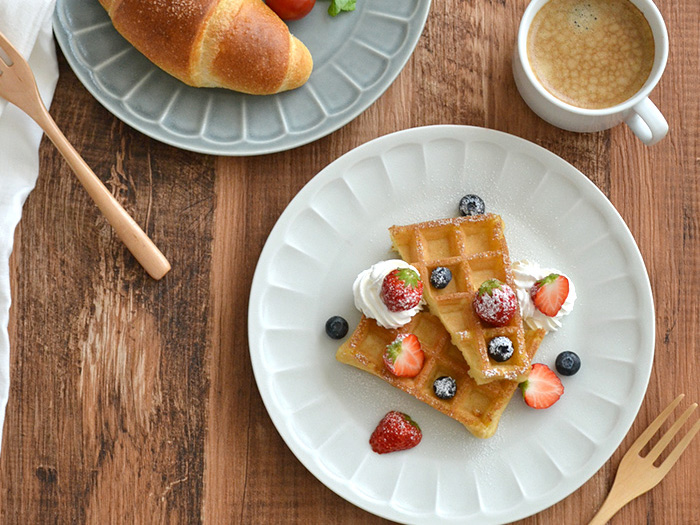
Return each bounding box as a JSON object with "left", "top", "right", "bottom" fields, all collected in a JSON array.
[
  {"left": 248, "top": 125, "right": 654, "bottom": 524},
  {"left": 52, "top": 0, "right": 431, "bottom": 156}
]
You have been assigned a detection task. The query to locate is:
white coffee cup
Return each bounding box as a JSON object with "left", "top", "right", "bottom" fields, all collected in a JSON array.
[{"left": 513, "top": 0, "right": 669, "bottom": 145}]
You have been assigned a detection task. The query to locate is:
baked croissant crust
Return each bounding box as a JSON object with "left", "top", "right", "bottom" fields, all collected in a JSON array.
[{"left": 99, "top": 0, "right": 313, "bottom": 95}]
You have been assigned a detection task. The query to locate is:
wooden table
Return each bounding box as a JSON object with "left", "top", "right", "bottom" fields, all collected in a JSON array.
[{"left": 1, "top": 1, "right": 698, "bottom": 523}]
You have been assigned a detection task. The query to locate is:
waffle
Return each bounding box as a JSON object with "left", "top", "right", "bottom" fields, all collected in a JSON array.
[
  {"left": 336, "top": 313, "right": 545, "bottom": 439},
  {"left": 389, "top": 214, "right": 530, "bottom": 384}
]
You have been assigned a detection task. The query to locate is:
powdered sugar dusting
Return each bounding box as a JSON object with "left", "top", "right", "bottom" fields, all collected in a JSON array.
[
  {"left": 353, "top": 260, "right": 425, "bottom": 329},
  {"left": 474, "top": 283, "right": 518, "bottom": 325},
  {"left": 432, "top": 376, "right": 457, "bottom": 399}
]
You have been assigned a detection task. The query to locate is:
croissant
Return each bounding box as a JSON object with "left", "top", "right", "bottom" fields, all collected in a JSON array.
[{"left": 99, "top": 0, "right": 313, "bottom": 95}]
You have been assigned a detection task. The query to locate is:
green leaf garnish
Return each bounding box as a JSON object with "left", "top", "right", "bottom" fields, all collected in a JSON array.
[{"left": 328, "top": 0, "right": 356, "bottom": 16}]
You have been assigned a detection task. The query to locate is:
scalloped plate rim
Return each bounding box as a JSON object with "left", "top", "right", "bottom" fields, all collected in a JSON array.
[
  {"left": 51, "top": 0, "right": 432, "bottom": 156},
  {"left": 249, "top": 125, "right": 654, "bottom": 524}
]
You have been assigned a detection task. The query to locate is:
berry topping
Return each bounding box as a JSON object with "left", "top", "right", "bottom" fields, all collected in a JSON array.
[
  {"left": 530, "top": 273, "right": 570, "bottom": 317},
  {"left": 487, "top": 336, "right": 515, "bottom": 362},
  {"left": 459, "top": 194, "right": 486, "bottom": 216},
  {"left": 433, "top": 376, "right": 457, "bottom": 399},
  {"left": 473, "top": 278, "right": 518, "bottom": 326},
  {"left": 520, "top": 363, "right": 564, "bottom": 409},
  {"left": 380, "top": 268, "right": 424, "bottom": 312},
  {"left": 369, "top": 411, "right": 422, "bottom": 454},
  {"left": 325, "top": 316, "right": 349, "bottom": 339},
  {"left": 430, "top": 266, "right": 452, "bottom": 289},
  {"left": 383, "top": 334, "right": 425, "bottom": 377},
  {"left": 555, "top": 351, "right": 581, "bottom": 376}
]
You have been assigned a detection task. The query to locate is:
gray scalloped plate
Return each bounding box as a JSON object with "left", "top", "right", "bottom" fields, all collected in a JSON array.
[{"left": 52, "top": 0, "right": 431, "bottom": 156}]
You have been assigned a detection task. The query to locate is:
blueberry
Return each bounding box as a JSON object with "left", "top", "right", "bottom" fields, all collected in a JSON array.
[
  {"left": 487, "top": 336, "right": 514, "bottom": 362},
  {"left": 433, "top": 376, "right": 457, "bottom": 399},
  {"left": 459, "top": 194, "right": 486, "bottom": 216},
  {"left": 555, "top": 351, "right": 581, "bottom": 376},
  {"left": 430, "top": 267, "right": 452, "bottom": 289},
  {"left": 325, "top": 316, "right": 349, "bottom": 339}
]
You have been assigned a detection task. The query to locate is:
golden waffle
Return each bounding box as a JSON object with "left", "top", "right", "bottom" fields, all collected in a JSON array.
[
  {"left": 389, "top": 214, "right": 530, "bottom": 384},
  {"left": 336, "top": 313, "right": 545, "bottom": 439}
]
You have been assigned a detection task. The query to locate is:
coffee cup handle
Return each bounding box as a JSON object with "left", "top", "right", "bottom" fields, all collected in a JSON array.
[{"left": 624, "top": 97, "right": 668, "bottom": 146}]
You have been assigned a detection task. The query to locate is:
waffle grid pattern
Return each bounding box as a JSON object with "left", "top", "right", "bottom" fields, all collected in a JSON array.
[
  {"left": 336, "top": 313, "right": 545, "bottom": 438},
  {"left": 389, "top": 214, "right": 531, "bottom": 384}
]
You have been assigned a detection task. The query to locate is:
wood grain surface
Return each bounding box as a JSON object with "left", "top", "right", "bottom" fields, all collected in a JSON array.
[{"left": 1, "top": 0, "right": 698, "bottom": 523}]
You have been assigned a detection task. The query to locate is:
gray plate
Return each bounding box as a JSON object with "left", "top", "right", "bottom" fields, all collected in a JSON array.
[{"left": 53, "top": 0, "right": 431, "bottom": 156}]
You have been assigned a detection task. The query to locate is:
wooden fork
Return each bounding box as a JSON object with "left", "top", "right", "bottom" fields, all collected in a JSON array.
[
  {"left": 0, "top": 30, "right": 170, "bottom": 280},
  {"left": 588, "top": 394, "right": 700, "bottom": 524}
]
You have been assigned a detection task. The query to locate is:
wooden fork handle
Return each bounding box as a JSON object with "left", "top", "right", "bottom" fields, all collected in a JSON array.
[
  {"left": 588, "top": 495, "right": 625, "bottom": 524},
  {"left": 31, "top": 104, "right": 171, "bottom": 280},
  {"left": 588, "top": 478, "right": 640, "bottom": 525}
]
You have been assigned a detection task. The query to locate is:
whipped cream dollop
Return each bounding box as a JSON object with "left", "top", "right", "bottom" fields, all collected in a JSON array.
[
  {"left": 512, "top": 259, "right": 576, "bottom": 333},
  {"left": 353, "top": 259, "right": 424, "bottom": 329}
]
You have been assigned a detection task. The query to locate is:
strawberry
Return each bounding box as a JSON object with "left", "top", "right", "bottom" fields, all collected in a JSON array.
[
  {"left": 380, "top": 268, "right": 423, "bottom": 312},
  {"left": 520, "top": 363, "right": 564, "bottom": 409},
  {"left": 530, "top": 273, "right": 570, "bottom": 317},
  {"left": 383, "top": 334, "right": 424, "bottom": 377},
  {"left": 369, "top": 411, "right": 422, "bottom": 454},
  {"left": 473, "top": 278, "right": 518, "bottom": 326}
]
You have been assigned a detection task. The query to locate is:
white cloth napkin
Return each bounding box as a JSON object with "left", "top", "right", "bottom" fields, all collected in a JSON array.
[{"left": 0, "top": 0, "right": 59, "bottom": 452}]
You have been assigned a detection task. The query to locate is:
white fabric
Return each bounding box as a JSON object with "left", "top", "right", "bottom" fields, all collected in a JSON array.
[{"left": 0, "top": 1, "right": 59, "bottom": 452}]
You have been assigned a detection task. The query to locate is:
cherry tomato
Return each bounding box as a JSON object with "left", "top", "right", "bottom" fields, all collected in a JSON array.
[{"left": 266, "top": 0, "right": 316, "bottom": 20}]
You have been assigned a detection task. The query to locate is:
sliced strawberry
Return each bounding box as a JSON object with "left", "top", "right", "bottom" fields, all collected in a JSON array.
[
  {"left": 530, "top": 273, "right": 570, "bottom": 317},
  {"left": 473, "top": 278, "right": 518, "bottom": 326},
  {"left": 380, "top": 268, "right": 423, "bottom": 312},
  {"left": 383, "top": 334, "right": 424, "bottom": 377},
  {"left": 520, "top": 363, "right": 564, "bottom": 409},
  {"left": 369, "top": 411, "right": 422, "bottom": 454}
]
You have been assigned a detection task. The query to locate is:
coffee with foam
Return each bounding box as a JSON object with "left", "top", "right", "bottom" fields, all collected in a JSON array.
[{"left": 527, "top": 0, "right": 655, "bottom": 109}]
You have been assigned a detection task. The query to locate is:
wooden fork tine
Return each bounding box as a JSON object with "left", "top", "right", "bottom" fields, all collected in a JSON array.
[
  {"left": 0, "top": 30, "right": 21, "bottom": 63},
  {"left": 657, "top": 417, "right": 700, "bottom": 476},
  {"left": 589, "top": 395, "right": 698, "bottom": 525},
  {"left": 646, "top": 403, "right": 697, "bottom": 463},
  {"left": 628, "top": 394, "right": 685, "bottom": 454}
]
